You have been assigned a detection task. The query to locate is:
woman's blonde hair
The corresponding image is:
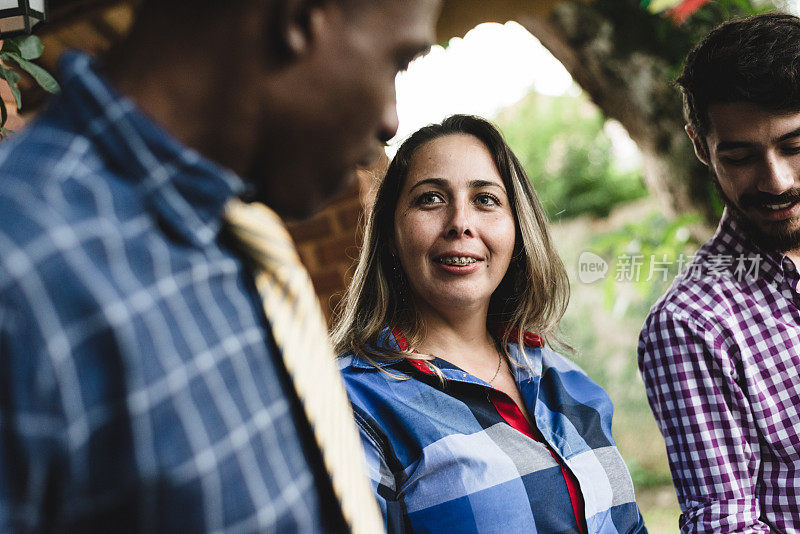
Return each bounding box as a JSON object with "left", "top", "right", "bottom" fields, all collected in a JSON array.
[{"left": 331, "top": 115, "right": 569, "bottom": 367}]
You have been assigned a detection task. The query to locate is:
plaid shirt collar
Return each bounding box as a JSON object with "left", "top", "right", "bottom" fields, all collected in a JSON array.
[
  {"left": 346, "top": 327, "right": 544, "bottom": 388},
  {"left": 55, "top": 51, "right": 245, "bottom": 248}
]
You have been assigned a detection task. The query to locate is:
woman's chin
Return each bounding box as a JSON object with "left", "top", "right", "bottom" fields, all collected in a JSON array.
[{"left": 418, "top": 292, "right": 493, "bottom": 317}]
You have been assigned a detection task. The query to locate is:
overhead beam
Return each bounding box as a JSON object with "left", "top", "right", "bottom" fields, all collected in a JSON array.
[
  {"left": 436, "top": 0, "right": 566, "bottom": 41},
  {"left": 39, "top": 0, "right": 134, "bottom": 36}
]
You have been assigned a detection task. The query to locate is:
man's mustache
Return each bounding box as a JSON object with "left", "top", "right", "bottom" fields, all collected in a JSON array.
[{"left": 739, "top": 189, "right": 800, "bottom": 210}]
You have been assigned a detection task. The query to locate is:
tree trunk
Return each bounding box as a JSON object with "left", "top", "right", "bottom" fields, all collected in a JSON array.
[{"left": 518, "top": 1, "right": 717, "bottom": 226}]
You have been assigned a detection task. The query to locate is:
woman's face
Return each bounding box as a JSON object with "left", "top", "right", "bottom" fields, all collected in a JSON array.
[{"left": 393, "top": 134, "right": 517, "bottom": 319}]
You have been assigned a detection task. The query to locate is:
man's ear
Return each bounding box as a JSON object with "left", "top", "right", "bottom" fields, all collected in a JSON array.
[
  {"left": 271, "top": 0, "right": 325, "bottom": 60},
  {"left": 685, "top": 124, "right": 710, "bottom": 166}
]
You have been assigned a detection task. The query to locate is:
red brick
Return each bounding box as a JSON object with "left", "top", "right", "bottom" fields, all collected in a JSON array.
[
  {"left": 318, "top": 189, "right": 361, "bottom": 235},
  {"left": 0, "top": 52, "right": 25, "bottom": 132},
  {"left": 316, "top": 234, "right": 360, "bottom": 266},
  {"left": 295, "top": 243, "right": 318, "bottom": 272},
  {"left": 310, "top": 268, "right": 346, "bottom": 295},
  {"left": 318, "top": 180, "right": 360, "bottom": 209},
  {"left": 287, "top": 213, "right": 334, "bottom": 244},
  {"left": 335, "top": 200, "right": 366, "bottom": 234}
]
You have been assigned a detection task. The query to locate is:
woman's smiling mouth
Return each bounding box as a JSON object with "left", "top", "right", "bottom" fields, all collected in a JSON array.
[{"left": 436, "top": 256, "right": 479, "bottom": 266}]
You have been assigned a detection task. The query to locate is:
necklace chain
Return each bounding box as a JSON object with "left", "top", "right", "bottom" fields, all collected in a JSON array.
[
  {"left": 487, "top": 345, "right": 503, "bottom": 385},
  {"left": 413, "top": 337, "right": 505, "bottom": 385}
]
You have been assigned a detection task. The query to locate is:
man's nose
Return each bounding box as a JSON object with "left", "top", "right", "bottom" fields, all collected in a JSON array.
[
  {"left": 378, "top": 92, "right": 399, "bottom": 145},
  {"left": 759, "top": 152, "right": 797, "bottom": 194}
]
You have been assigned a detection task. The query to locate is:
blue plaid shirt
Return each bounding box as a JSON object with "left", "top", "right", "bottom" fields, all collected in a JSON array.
[
  {"left": 0, "top": 52, "right": 340, "bottom": 532},
  {"left": 339, "top": 330, "right": 647, "bottom": 533}
]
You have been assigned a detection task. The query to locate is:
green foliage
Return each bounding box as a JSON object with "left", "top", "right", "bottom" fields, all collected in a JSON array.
[
  {"left": 594, "top": 0, "right": 770, "bottom": 79},
  {"left": 497, "top": 92, "right": 647, "bottom": 220},
  {"left": 551, "top": 203, "right": 686, "bottom": 528},
  {"left": 626, "top": 457, "right": 675, "bottom": 489},
  {"left": 0, "top": 35, "right": 59, "bottom": 137},
  {"left": 591, "top": 210, "right": 702, "bottom": 315}
]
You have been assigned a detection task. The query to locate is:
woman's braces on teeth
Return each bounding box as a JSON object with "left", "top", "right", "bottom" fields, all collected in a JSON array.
[{"left": 438, "top": 256, "right": 478, "bottom": 266}]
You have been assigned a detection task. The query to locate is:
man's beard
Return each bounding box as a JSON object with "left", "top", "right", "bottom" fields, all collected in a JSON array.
[{"left": 713, "top": 177, "right": 800, "bottom": 253}]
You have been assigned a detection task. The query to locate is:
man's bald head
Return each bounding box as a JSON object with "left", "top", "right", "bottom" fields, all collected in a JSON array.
[{"left": 105, "top": 0, "right": 440, "bottom": 219}]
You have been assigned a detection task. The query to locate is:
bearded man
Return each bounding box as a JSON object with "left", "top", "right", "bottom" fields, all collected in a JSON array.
[{"left": 639, "top": 13, "right": 800, "bottom": 533}]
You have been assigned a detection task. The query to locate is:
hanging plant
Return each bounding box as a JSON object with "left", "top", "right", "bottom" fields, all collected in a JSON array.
[{"left": 0, "top": 34, "right": 59, "bottom": 137}]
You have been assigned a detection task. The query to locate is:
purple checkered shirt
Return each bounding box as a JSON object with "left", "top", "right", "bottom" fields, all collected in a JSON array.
[{"left": 639, "top": 211, "right": 800, "bottom": 533}]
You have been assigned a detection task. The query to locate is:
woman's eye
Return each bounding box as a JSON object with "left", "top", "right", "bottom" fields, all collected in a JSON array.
[
  {"left": 475, "top": 193, "right": 500, "bottom": 207},
  {"left": 415, "top": 192, "right": 444, "bottom": 206}
]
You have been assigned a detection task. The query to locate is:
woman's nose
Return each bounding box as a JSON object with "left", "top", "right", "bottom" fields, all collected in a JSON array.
[{"left": 446, "top": 203, "right": 472, "bottom": 237}]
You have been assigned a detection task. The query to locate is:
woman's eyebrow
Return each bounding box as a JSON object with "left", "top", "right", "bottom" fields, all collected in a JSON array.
[
  {"left": 470, "top": 180, "right": 505, "bottom": 190},
  {"left": 408, "top": 178, "right": 448, "bottom": 193}
]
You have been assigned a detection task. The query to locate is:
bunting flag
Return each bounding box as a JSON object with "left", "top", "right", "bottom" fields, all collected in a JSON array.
[{"left": 641, "top": 0, "right": 713, "bottom": 25}]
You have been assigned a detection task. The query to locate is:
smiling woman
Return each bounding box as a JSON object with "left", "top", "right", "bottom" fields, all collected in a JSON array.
[
  {"left": 332, "top": 114, "right": 648, "bottom": 533},
  {"left": 393, "top": 134, "right": 517, "bottom": 322}
]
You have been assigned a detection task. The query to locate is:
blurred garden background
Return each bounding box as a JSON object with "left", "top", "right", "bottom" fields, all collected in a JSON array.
[
  {"left": 498, "top": 93, "right": 696, "bottom": 531},
  {"left": 393, "top": 0, "right": 799, "bottom": 530}
]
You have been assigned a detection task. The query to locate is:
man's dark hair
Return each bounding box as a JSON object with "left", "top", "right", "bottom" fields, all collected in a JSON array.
[{"left": 677, "top": 12, "right": 800, "bottom": 139}]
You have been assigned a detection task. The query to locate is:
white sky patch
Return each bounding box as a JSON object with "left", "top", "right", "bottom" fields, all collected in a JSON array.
[
  {"left": 782, "top": 0, "right": 800, "bottom": 15},
  {"left": 605, "top": 120, "right": 642, "bottom": 172},
  {"left": 389, "top": 21, "right": 576, "bottom": 156}
]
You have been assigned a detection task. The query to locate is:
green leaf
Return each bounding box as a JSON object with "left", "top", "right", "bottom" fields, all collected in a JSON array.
[
  {"left": 0, "top": 98, "right": 7, "bottom": 130},
  {"left": 0, "top": 64, "right": 22, "bottom": 110},
  {"left": 1, "top": 52, "right": 59, "bottom": 94},
  {"left": 8, "top": 35, "right": 43, "bottom": 60},
  {"left": 1, "top": 39, "right": 20, "bottom": 56}
]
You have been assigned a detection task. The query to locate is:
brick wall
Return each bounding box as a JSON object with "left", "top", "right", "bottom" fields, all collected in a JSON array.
[
  {"left": 0, "top": 43, "right": 26, "bottom": 133},
  {"left": 287, "top": 162, "right": 386, "bottom": 324}
]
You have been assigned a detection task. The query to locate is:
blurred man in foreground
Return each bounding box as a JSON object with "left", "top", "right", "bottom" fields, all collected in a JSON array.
[
  {"left": 639, "top": 13, "right": 800, "bottom": 533},
  {"left": 0, "top": 0, "right": 438, "bottom": 531}
]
